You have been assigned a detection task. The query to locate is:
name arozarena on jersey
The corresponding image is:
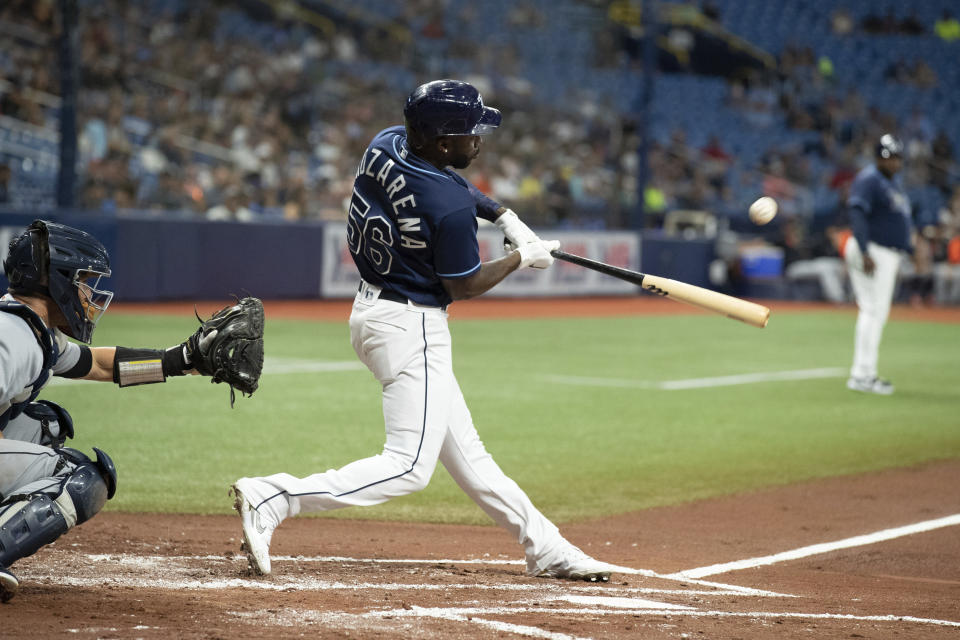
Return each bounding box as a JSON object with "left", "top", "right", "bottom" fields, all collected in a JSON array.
[{"left": 355, "top": 138, "right": 426, "bottom": 250}]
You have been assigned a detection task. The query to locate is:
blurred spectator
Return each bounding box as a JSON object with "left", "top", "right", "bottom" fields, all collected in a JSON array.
[
  {"left": 930, "top": 131, "right": 955, "bottom": 194},
  {"left": 0, "top": 0, "right": 956, "bottom": 253},
  {"left": 206, "top": 185, "right": 256, "bottom": 222},
  {"left": 884, "top": 58, "right": 911, "bottom": 84},
  {"left": 112, "top": 184, "right": 136, "bottom": 211},
  {"left": 0, "top": 80, "right": 45, "bottom": 125},
  {"left": 605, "top": 0, "right": 644, "bottom": 65},
  {"left": 933, "top": 186, "right": 960, "bottom": 303},
  {"left": 0, "top": 164, "right": 10, "bottom": 204},
  {"left": 280, "top": 176, "right": 308, "bottom": 221},
  {"left": 861, "top": 8, "right": 898, "bottom": 34},
  {"left": 150, "top": 170, "right": 190, "bottom": 212},
  {"left": 903, "top": 228, "right": 935, "bottom": 306},
  {"left": 938, "top": 186, "right": 960, "bottom": 232},
  {"left": 80, "top": 181, "right": 109, "bottom": 211},
  {"left": 419, "top": 9, "right": 446, "bottom": 39},
  {"left": 508, "top": 2, "right": 545, "bottom": 28},
  {"left": 830, "top": 7, "right": 854, "bottom": 35},
  {"left": 899, "top": 11, "right": 926, "bottom": 35},
  {"left": 911, "top": 60, "right": 938, "bottom": 89},
  {"left": 79, "top": 111, "right": 109, "bottom": 163},
  {"left": 934, "top": 10, "right": 960, "bottom": 41},
  {"left": 883, "top": 57, "right": 937, "bottom": 89},
  {"left": 643, "top": 185, "right": 668, "bottom": 227},
  {"left": 817, "top": 55, "right": 835, "bottom": 83},
  {"left": 902, "top": 107, "right": 935, "bottom": 159},
  {"left": 700, "top": 135, "right": 732, "bottom": 163},
  {"left": 762, "top": 157, "right": 797, "bottom": 206},
  {"left": 738, "top": 72, "right": 778, "bottom": 129}
]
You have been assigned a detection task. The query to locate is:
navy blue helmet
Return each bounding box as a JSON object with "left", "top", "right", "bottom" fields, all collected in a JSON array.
[
  {"left": 4, "top": 220, "right": 113, "bottom": 343},
  {"left": 876, "top": 134, "right": 904, "bottom": 159},
  {"left": 403, "top": 79, "right": 501, "bottom": 141}
]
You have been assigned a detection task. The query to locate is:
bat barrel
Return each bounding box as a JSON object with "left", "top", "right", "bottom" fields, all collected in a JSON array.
[{"left": 550, "top": 250, "right": 770, "bottom": 328}]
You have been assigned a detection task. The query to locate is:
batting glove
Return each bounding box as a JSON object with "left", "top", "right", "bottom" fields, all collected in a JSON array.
[
  {"left": 495, "top": 209, "right": 540, "bottom": 247},
  {"left": 517, "top": 239, "right": 561, "bottom": 270}
]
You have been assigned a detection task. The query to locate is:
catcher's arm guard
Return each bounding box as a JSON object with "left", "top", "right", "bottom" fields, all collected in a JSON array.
[{"left": 186, "top": 297, "right": 265, "bottom": 407}]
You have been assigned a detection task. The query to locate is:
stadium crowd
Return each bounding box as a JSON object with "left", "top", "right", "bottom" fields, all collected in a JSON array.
[{"left": 1, "top": 0, "right": 959, "bottom": 302}]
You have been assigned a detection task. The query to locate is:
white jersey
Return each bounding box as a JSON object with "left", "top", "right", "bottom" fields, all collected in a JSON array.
[{"left": 0, "top": 294, "right": 83, "bottom": 419}]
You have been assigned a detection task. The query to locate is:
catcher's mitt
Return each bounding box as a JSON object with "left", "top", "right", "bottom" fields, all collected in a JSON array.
[{"left": 188, "top": 296, "right": 264, "bottom": 406}]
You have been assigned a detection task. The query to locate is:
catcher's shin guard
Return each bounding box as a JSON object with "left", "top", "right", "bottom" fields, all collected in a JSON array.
[
  {"left": 0, "top": 494, "right": 69, "bottom": 567},
  {"left": 58, "top": 447, "right": 118, "bottom": 510},
  {"left": 0, "top": 450, "right": 116, "bottom": 567}
]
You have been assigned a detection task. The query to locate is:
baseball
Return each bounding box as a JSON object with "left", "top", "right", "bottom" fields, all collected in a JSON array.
[{"left": 749, "top": 196, "right": 778, "bottom": 225}]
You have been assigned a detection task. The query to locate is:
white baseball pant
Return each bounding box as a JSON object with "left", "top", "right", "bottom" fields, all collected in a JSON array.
[
  {"left": 844, "top": 239, "right": 902, "bottom": 380},
  {"left": 0, "top": 440, "right": 65, "bottom": 498},
  {"left": 250, "top": 284, "right": 565, "bottom": 571}
]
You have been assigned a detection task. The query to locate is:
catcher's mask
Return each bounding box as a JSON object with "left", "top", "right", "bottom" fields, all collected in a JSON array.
[{"left": 4, "top": 220, "right": 113, "bottom": 343}]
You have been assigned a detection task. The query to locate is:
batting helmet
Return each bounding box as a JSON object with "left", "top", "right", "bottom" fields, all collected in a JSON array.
[
  {"left": 876, "top": 134, "right": 904, "bottom": 159},
  {"left": 4, "top": 220, "right": 113, "bottom": 343},
  {"left": 403, "top": 79, "right": 501, "bottom": 141}
]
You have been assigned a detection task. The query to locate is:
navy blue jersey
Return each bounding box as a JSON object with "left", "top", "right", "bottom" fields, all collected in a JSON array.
[
  {"left": 846, "top": 165, "right": 912, "bottom": 253},
  {"left": 347, "top": 126, "right": 482, "bottom": 307}
]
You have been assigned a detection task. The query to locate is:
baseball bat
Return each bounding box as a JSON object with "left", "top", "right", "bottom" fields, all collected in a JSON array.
[{"left": 551, "top": 250, "right": 770, "bottom": 328}]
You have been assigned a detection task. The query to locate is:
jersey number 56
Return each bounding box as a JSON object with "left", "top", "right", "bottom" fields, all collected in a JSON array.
[{"left": 346, "top": 189, "right": 394, "bottom": 275}]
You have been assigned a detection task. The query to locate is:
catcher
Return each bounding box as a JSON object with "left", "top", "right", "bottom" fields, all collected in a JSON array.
[{"left": 0, "top": 220, "right": 263, "bottom": 602}]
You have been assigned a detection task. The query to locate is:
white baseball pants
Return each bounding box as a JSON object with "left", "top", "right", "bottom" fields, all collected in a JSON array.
[
  {"left": 0, "top": 440, "right": 65, "bottom": 498},
  {"left": 251, "top": 286, "right": 565, "bottom": 570},
  {"left": 844, "top": 239, "right": 902, "bottom": 379}
]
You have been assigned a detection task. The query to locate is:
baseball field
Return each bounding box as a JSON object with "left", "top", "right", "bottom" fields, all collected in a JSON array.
[{"left": 8, "top": 297, "right": 960, "bottom": 639}]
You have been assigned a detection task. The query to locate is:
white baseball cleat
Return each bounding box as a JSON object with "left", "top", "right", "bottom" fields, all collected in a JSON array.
[
  {"left": 846, "top": 376, "right": 894, "bottom": 395},
  {"left": 530, "top": 545, "right": 614, "bottom": 582},
  {"left": 230, "top": 479, "right": 276, "bottom": 576},
  {"left": 0, "top": 567, "right": 19, "bottom": 603}
]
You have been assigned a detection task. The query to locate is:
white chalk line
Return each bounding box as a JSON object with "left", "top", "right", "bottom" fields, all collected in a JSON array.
[
  {"left": 80, "top": 552, "right": 787, "bottom": 597},
  {"left": 372, "top": 606, "right": 960, "bottom": 628},
  {"left": 263, "top": 359, "right": 366, "bottom": 374},
  {"left": 557, "top": 594, "right": 693, "bottom": 610},
  {"left": 234, "top": 604, "right": 960, "bottom": 631},
  {"left": 48, "top": 358, "right": 365, "bottom": 386},
  {"left": 50, "top": 363, "right": 844, "bottom": 388},
  {"left": 231, "top": 606, "right": 592, "bottom": 640},
  {"left": 542, "top": 367, "right": 847, "bottom": 390},
  {"left": 401, "top": 608, "right": 589, "bottom": 640},
  {"left": 33, "top": 551, "right": 960, "bottom": 634},
  {"left": 671, "top": 513, "right": 960, "bottom": 579}
]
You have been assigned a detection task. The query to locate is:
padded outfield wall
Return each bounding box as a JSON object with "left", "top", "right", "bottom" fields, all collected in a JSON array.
[{"left": 0, "top": 212, "right": 714, "bottom": 301}]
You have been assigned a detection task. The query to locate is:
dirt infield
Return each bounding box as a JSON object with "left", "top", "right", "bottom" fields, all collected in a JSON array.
[
  {"left": 6, "top": 459, "right": 959, "bottom": 639},
  {"left": 7, "top": 298, "right": 957, "bottom": 638},
  {"left": 109, "top": 296, "right": 960, "bottom": 324}
]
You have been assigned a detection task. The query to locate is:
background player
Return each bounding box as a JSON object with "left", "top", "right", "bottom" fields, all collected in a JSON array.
[
  {"left": 232, "top": 79, "right": 616, "bottom": 583},
  {"left": 0, "top": 220, "right": 232, "bottom": 602},
  {"left": 843, "top": 134, "right": 914, "bottom": 394}
]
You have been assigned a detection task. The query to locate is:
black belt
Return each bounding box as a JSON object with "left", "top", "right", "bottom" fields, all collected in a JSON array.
[
  {"left": 379, "top": 289, "right": 409, "bottom": 304},
  {"left": 357, "top": 282, "right": 408, "bottom": 304},
  {"left": 358, "top": 283, "right": 446, "bottom": 310}
]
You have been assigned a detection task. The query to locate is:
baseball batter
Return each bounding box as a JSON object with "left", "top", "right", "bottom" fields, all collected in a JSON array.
[
  {"left": 843, "top": 134, "right": 913, "bottom": 395},
  {"left": 0, "top": 220, "right": 257, "bottom": 603},
  {"left": 232, "top": 79, "right": 615, "bottom": 582}
]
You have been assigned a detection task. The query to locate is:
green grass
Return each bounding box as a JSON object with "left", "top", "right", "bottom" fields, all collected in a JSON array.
[{"left": 43, "top": 307, "right": 960, "bottom": 525}]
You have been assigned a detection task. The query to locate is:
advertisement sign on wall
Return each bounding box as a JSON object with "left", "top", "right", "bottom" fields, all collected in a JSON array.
[{"left": 320, "top": 225, "right": 641, "bottom": 298}]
